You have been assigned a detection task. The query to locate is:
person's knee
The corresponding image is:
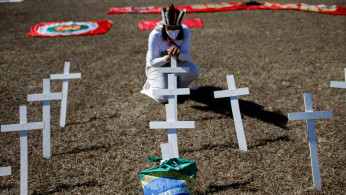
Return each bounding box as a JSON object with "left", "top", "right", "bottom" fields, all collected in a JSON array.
[
  {"left": 191, "top": 68, "right": 200, "bottom": 80},
  {"left": 186, "top": 60, "right": 200, "bottom": 80},
  {"left": 181, "top": 68, "right": 199, "bottom": 82}
]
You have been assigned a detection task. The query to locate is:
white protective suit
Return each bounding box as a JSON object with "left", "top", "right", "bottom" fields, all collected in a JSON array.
[{"left": 141, "top": 24, "right": 200, "bottom": 103}]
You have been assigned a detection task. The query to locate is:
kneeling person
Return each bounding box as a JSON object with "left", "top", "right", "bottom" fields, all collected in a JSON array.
[{"left": 141, "top": 4, "right": 200, "bottom": 104}]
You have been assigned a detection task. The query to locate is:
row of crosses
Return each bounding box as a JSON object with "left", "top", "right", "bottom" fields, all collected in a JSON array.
[
  {"left": 149, "top": 59, "right": 345, "bottom": 190},
  {"left": 1, "top": 62, "right": 81, "bottom": 195},
  {"left": 217, "top": 69, "right": 345, "bottom": 190},
  {"left": 215, "top": 69, "right": 345, "bottom": 190}
]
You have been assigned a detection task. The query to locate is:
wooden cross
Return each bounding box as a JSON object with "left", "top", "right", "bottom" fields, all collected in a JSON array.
[
  {"left": 150, "top": 101, "right": 195, "bottom": 159},
  {"left": 214, "top": 75, "right": 249, "bottom": 151},
  {"left": 288, "top": 93, "right": 333, "bottom": 190},
  {"left": 27, "top": 79, "right": 63, "bottom": 158},
  {"left": 1, "top": 106, "right": 45, "bottom": 195},
  {"left": 150, "top": 56, "right": 193, "bottom": 159},
  {"left": 0, "top": 166, "right": 11, "bottom": 177},
  {"left": 331, "top": 68, "right": 346, "bottom": 101},
  {"left": 50, "top": 62, "right": 81, "bottom": 127},
  {"left": 153, "top": 56, "right": 190, "bottom": 108}
]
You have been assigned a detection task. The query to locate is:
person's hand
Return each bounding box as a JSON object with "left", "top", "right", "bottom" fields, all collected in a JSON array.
[
  {"left": 167, "top": 46, "right": 180, "bottom": 57},
  {"left": 165, "top": 54, "right": 171, "bottom": 61}
]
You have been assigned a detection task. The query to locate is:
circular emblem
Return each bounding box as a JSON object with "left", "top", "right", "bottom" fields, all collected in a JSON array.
[
  {"left": 36, "top": 22, "right": 99, "bottom": 36},
  {"left": 52, "top": 25, "right": 84, "bottom": 32},
  {"left": 143, "top": 177, "right": 190, "bottom": 195}
]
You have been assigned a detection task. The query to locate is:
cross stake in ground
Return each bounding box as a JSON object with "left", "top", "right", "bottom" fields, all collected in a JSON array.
[
  {"left": 331, "top": 68, "right": 346, "bottom": 102},
  {"left": 1, "top": 105, "right": 45, "bottom": 195},
  {"left": 214, "top": 75, "right": 249, "bottom": 151},
  {"left": 150, "top": 56, "right": 192, "bottom": 159},
  {"left": 27, "top": 79, "right": 63, "bottom": 158},
  {"left": 288, "top": 93, "right": 333, "bottom": 190},
  {"left": 50, "top": 61, "right": 81, "bottom": 127}
]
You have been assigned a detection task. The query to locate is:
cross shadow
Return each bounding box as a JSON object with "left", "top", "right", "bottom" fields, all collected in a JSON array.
[
  {"left": 181, "top": 142, "right": 238, "bottom": 153},
  {"left": 32, "top": 179, "right": 102, "bottom": 194},
  {"left": 54, "top": 144, "right": 111, "bottom": 156},
  {"left": 182, "top": 135, "right": 290, "bottom": 153},
  {"left": 0, "top": 183, "right": 14, "bottom": 191},
  {"left": 248, "top": 135, "right": 290, "bottom": 149},
  {"left": 181, "top": 86, "right": 288, "bottom": 129},
  {"left": 67, "top": 113, "right": 119, "bottom": 126},
  {"left": 195, "top": 181, "right": 257, "bottom": 194}
]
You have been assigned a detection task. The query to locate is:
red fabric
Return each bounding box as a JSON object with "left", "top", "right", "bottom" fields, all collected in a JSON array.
[
  {"left": 107, "top": 2, "right": 346, "bottom": 15},
  {"left": 138, "top": 18, "right": 203, "bottom": 30},
  {"left": 27, "top": 20, "right": 112, "bottom": 37}
]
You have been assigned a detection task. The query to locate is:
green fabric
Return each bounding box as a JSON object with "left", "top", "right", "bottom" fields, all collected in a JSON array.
[
  {"left": 140, "top": 156, "right": 197, "bottom": 179},
  {"left": 140, "top": 156, "right": 198, "bottom": 194}
]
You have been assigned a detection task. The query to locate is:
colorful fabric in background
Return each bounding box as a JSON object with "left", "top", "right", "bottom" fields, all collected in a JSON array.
[
  {"left": 140, "top": 157, "right": 197, "bottom": 195},
  {"left": 0, "top": 0, "right": 23, "bottom": 2},
  {"left": 138, "top": 18, "right": 203, "bottom": 30},
  {"left": 27, "top": 21, "right": 112, "bottom": 37},
  {"left": 108, "top": 1, "right": 346, "bottom": 15}
]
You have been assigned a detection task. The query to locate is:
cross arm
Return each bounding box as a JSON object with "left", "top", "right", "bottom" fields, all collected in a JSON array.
[
  {"left": 0, "top": 167, "right": 11, "bottom": 176},
  {"left": 152, "top": 88, "right": 190, "bottom": 96},
  {"left": 50, "top": 73, "right": 81, "bottom": 80},
  {"left": 150, "top": 121, "right": 195, "bottom": 129},
  {"left": 1, "top": 122, "right": 45, "bottom": 132},
  {"left": 157, "top": 67, "right": 190, "bottom": 73},
  {"left": 27, "top": 93, "right": 63, "bottom": 101},
  {"left": 288, "top": 111, "right": 333, "bottom": 121},
  {"left": 214, "top": 88, "right": 249, "bottom": 99},
  {"left": 331, "top": 81, "right": 346, "bottom": 89}
]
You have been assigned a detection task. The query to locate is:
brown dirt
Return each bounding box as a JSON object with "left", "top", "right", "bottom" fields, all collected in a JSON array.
[{"left": 0, "top": 0, "right": 345, "bottom": 194}]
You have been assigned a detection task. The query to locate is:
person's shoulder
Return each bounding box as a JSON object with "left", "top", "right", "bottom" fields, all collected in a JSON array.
[
  {"left": 181, "top": 24, "right": 189, "bottom": 29},
  {"left": 149, "top": 28, "right": 162, "bottom": 38},
  {"left": 181, "top": 24, "right": 190, "bottom": 32}
]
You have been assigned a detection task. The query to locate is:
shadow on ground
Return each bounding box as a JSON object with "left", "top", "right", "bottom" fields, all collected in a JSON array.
[
  {"left": 54, "top": 143, "right": 111, "bottom": 156},
  {"left": 181, "top": 135, "right": 290, "bottom": 153},
  {"left": 0, "top": 183, "right": 14, "bottom": 191},
  {"left": 32, "top": 179, "right": 102, "bottom": 195},
  {"left": 67, "top": 113, "right": 120, "bottom": 126},
  {"left": 181, "top": 86, "right": 288, "bottom": 129},
  {"left": 248, "top": 135, "right": 290, "bottom": 149},
  {"left": 195, "top": 180, "right": 257, "bottom": 194},
  {"left": 181, "top": 142, "right": 238, "bottom": 153}
]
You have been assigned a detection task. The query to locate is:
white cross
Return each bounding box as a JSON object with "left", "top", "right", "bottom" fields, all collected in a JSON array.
[
  {"left": 150, "top": 101, "right": 195, "bottom": 159},
  {"left": 152, "top": 56, "right": 190, "bottom": 104},
  {"left": 288, "top": 93, "right": 333, "bottom": 190},
  {"left": 331, "top": 68, "right": 346, "bottom": 102},
  {"left": 0, "top": 166, "right": 11, "bottom": 177},
  {"left": 1, "top": 105, "right": 45, "bottom": 195},
  {"left": 214, "top": 75, "right": 249, "bottom": 151},
  {"left": 50, "top": 62, "right": 81, "bottom": 127},
  {"left": 27, "top": 79, "right": 63, "bottom": 158},
  {"left": 331, "top": 68, "right": 346, "bottom": 89},
  {"left": 150, "top": 56, "right": 193, "bottom": 159}
]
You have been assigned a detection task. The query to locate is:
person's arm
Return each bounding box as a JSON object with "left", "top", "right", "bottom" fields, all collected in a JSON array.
[
  {"left": 177, "top": 27, "right": 190, "bottom": 61},
  {"left": 146, "top": 31, "right": 169, "bottom": 67}
]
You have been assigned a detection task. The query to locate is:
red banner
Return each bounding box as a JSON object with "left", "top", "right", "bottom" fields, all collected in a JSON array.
[
  {"left": 27, "top": 21, "right": 112, "bottom": 37},
  {"left": 107, "top": 2, "right": 346, "bottom": 15},
  {"left": 138, "top": 18, "right": 203, "bottom": 30}
]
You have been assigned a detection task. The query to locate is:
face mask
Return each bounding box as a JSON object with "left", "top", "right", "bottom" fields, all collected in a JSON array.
[{"left": 167, "top": 30, "right": 180, "bottom": 40}]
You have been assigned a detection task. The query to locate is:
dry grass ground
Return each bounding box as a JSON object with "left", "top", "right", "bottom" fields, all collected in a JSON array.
[{"left": 0, "top": 0, "right": 345, "bottom": 194}]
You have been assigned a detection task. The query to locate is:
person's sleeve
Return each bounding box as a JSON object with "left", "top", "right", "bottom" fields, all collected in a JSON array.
[
  {"left": 146, "top": 31, "right": 168, "bottom": 67},
  {"left": 178, "top": 27, "right": 190, "bottom": 61}
]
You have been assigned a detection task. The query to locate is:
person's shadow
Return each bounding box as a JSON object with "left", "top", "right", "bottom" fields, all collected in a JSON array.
[{"left": 180, "top": 86, "right": 288, "bottom": 129}]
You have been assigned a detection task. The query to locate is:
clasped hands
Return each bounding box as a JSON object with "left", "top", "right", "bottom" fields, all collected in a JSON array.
[{"left": 165, "top": 46, "right": 180, "bottom": 61}]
